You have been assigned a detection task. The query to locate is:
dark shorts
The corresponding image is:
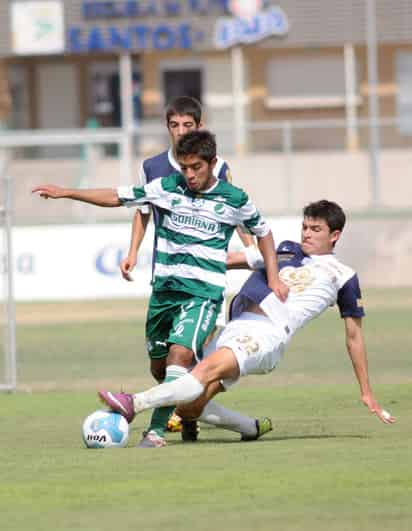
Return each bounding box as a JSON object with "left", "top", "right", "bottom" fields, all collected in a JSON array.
[{"left": 145, "top": 290, "right": 222, "bottom": 361}]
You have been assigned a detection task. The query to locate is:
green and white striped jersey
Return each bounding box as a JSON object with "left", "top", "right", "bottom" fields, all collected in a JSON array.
[{"left": 118, "top": 173, "right": 270, "bottom": 301}]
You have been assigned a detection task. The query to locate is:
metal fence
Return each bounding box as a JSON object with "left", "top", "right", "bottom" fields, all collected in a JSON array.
[{"left": 0, "top": 151, "right": 16, "bottom": 391}]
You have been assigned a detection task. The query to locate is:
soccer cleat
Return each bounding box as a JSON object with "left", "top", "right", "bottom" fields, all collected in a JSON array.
[
  {"left": 181, "top": 419, "right": 200, "bottom": 442},
  {"left": 98, "top": 391, "right": 135, "bottom": 424},
  {"left": 167, "top": 412, "right": 183, "bottom": 433},
  {"left": 137, "top": 430, "right": 167, "bottom": 448},
  {"left": 241, "top": 417, "right": 273, "bottom": 441}
]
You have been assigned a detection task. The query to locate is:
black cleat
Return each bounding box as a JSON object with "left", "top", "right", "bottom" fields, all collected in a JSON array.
[{"left": 181, "top": 419, "right": 200, "bottom": 442}]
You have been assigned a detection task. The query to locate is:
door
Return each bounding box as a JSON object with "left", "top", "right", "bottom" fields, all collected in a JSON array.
[{"left": 163, "top": 69, "right": 202, "bottom": 104}]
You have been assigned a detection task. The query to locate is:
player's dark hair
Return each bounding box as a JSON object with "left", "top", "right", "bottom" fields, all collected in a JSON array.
[
  {"left": 176, "top": 130, "right": 217, "bottom": 163},
  {"left": 165, "top": 96, "right": 202, "bottom": 125},
  {"left": 303, "top": 200, "right": 346, "bottom": 232}
]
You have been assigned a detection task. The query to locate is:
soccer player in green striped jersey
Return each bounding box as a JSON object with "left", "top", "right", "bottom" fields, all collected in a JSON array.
[{"left": 33, "top": 130, "right": 288, "bottom": 447}]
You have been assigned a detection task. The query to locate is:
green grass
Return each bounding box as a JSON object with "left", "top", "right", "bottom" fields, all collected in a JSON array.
[{"left": 1, "top": 288, "right": 412, "bottom": 530}]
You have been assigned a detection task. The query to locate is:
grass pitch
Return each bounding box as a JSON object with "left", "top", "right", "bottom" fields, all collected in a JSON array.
[{"left": 1, "top": 288, "right": 412, "bottom": 531}]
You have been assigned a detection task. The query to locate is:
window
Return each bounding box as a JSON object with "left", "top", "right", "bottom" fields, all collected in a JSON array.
[
  {"left": 88, "top": 61, "right": 142, "bottom": 127},
  {"left": 265, "top": 54, "right": 360, "bottom": 109},
  {"left": 396, "top": 52, "right": 412, "bottom": 135},
  {"left": 6, "top": 64, "right": 30, "bottom": 129},
  {"left": 162, "top": 69, "right": 202, "bottom": 105}
]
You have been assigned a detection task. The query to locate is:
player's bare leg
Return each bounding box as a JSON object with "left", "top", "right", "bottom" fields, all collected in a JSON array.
[{"left": 137, "top": 344, "right": 195, "bottom": 447}]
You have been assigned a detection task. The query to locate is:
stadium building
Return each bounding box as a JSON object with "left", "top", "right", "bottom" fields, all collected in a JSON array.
[{"left": 0, "top": 0, "right": 412, "bottom": 153}]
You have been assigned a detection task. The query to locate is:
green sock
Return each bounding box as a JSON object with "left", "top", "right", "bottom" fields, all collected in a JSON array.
[{"left": 147, "top": 365, "right": 188, "bottom": 438}]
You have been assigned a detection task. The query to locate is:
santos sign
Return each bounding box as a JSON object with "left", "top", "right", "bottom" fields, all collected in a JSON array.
[
  {"left": 214, "top": 5, "right": 289, "bottom": 48},
  {"left": 67, "top": 0, "right": 288, "bottom": 52}
]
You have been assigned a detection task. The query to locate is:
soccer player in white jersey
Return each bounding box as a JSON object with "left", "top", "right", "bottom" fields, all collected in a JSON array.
[
  {"left": 121, "top": 96, "right": 255, "bottom": 440},
  {"left": 33, "top": 130, "right": 288, "bottom": 447},
  {"left": 98, "top": 200, "right": 396, "bottom": 430}
]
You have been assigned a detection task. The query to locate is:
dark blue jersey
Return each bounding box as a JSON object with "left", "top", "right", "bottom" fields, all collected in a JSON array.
[{"left": 230, "top": 240, "right": 364, "bottom": 335}]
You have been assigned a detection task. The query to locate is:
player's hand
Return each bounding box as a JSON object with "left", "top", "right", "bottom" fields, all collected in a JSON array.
[
  {"left": 362, "top": 394, "right": 396, "bottom": 424},
  {"left": 120, "top": 255, "right": 137, "bottom": 281},
  {"left": 269, "top": 278, "right": 289, "bottom": 302},
  {"left": 32, "top": 184, "right": 66, "bottom": 199}
]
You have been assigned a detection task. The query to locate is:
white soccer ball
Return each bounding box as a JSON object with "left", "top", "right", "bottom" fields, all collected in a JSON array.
[{"left": 82, "top": 410, "right": 129, "bottom": 449}]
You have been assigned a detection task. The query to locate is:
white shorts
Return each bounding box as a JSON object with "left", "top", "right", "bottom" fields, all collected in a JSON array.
[{"left": 213, "top": 312, "right": 288, "bottom": 389}]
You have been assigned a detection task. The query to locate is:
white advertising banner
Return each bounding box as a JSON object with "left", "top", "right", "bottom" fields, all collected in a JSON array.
[
  {"left": 5, "top": 218, "right": 301, "bottom": 301},
  {"left": 11, "top": 1, "right": 65, "bottom": 55}
]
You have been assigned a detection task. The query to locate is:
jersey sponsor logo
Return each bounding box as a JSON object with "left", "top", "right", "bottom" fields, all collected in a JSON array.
[{"left": 169, "top": 212, "right": 221, "bottom": 235}]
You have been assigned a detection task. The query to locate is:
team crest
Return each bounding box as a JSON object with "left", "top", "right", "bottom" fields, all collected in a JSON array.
[
  {"left": 214, "top": 203, "right": 225, "bottom": 215},
  {"left": 280, "top": 266, "right": 315, "bottom": 293},
  {"left": 171, "top": 197, "right": 182, "bottom": 208}
]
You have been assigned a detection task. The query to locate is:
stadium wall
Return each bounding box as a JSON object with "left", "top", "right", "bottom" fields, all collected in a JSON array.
[
  {"left": 10, "top": 149, "right": 412, "bottom": 227},
  {"left": 6, "top": 215, "right": 412, "bottom": 303}
]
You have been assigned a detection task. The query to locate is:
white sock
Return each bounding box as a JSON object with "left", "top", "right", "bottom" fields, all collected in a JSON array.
[
  {"left": 133, "top": 373, "right": 204, "bottom": 412},
  {"left": 165, "top": 364, "right": 188, "bottom": 381},
  {"left": 198, "top": 400, "right": 258, "bottom": 437}
]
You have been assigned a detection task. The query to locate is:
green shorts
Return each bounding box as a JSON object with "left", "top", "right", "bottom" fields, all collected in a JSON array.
[{"left": 146, "top": 290, "right": 222, "bottom": 361}]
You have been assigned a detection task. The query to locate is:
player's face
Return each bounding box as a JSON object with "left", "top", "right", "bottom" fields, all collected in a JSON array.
[
  {"left": 167, "top": 114, "right": 201, "bottom": 148},
  {"left": 178, "top": 154, "right": 217, "bottom": 192},
  {"left": 301, "top": 217, "right": 340, "bottom": 255}
]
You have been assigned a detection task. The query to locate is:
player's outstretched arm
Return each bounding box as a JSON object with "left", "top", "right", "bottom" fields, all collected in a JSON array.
[
  {"left": 257, "top": 231, "right": 288, "bottom": 302},
  {"left": 32, "top": 185, "right": 121, "bottom": 207},
  {"left": 226, "top": 250, "right": 250, "bottom": 269},
  {"left": 344, "top": 316, "right": 395, "bottom": 424},
  {"left": 120, "top": 209, "right": 150, "bottom": 281}
]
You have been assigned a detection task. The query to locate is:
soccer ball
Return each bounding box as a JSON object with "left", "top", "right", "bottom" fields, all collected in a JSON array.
[{"left": 82, "top": 410, "right": 129, "bottom": 449}]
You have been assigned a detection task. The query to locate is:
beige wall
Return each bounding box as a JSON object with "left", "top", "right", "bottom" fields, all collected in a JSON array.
[
  {"left": 8, "top": 151, "right": 412, "bottom": 287},
  {"left": 8, "top": 149, "right": 412, "bottom": 226},
  {"left": 245, "top": 43, "right": 412, "bottom": 151},
  {"left": 3, "top": 42, "right": 412, "bottom": 151}
]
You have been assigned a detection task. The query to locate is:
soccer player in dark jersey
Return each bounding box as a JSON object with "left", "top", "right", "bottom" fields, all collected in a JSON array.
[{"left": 99, "top": 200, "right": 396, "bottom": 431}]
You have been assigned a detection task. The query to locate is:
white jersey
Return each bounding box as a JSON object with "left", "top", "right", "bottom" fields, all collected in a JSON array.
[
  {"left": 230, "top": 240, "right": 364, "bottom": 341},
  {"left": 280, "top": 253, "right": 359, "bottom": 335},
  {"left": 118, "top": 173, "right": 270, "bottom": 302}
]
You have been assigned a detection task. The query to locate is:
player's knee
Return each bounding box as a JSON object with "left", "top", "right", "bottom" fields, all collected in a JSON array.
[
  {"left": 151, "top": 368, "right": 165, "bottom": 382},
  {"left": 150, "top": 360, "right": 166, "bottom": 382},
  {"left": 167, "top": 344, "right": 194, "bottom": 368}
]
